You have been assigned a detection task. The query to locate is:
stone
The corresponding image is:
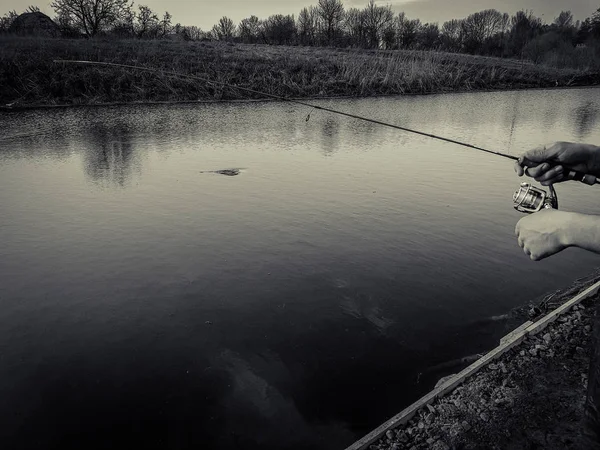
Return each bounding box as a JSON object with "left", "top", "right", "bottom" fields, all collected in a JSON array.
[
  {"left": 427, "top": 404, "right": 436, "bottom": 414},
  {"left": 529, "top": 348, "right": 538, "bottom": 356},
  {"left": 432, "top": 441, "right": 451, "bottom": 450},
  {"left": 386, "top": 430, "right": 394, "bottom": 440},
  {"left": 480, "top": 412, "right": 490, "bottom": 422},
  {"left": 462, "top": 421, "right": 472, "bottom": 431},
  {"left": 543, "top": 333, "right": 552, "bottom": 344}
]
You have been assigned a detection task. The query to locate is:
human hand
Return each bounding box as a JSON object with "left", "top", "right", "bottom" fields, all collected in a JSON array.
[
  {"left": 514, "top": 142, "right": 600, "bottom": 186},
  {"left": 515, "top": 209, "right": 576, "bottom": 260}
]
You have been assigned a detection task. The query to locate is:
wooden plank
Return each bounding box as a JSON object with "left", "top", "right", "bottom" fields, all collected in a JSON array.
[{"left": 345, "top": 280, "right": 600, "bottom": 450}]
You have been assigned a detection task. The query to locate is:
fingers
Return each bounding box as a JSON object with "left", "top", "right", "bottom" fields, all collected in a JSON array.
[
  {"left": 515, "top": 144, "right": 559, "bottom": 177},
  {"left": 536, "top": 165, "right": 564, "bottom": 186}
]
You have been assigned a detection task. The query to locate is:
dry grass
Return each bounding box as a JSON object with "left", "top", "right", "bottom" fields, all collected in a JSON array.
[{"left": 0, "top": 36, "right": 597, "bottom": 107}]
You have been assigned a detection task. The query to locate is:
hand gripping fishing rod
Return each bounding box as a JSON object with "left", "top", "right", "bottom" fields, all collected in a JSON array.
[{"left": 53, "top": 59, "right": 599, "bottom": 213}]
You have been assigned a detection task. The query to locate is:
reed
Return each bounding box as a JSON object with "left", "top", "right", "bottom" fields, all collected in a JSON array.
[{"left": 0, "top": 36, "right": 596, "bottom": 107}]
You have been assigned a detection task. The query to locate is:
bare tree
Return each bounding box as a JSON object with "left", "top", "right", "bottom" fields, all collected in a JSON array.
[
  {"left": 316, "top": 0, "right": 344, "bottom": 45},
  {"left": 345, "top": 7, "right": 367, "bottom": 47},
  {"left": 50, "top": 0, "right": 133, "bottom": 37},
  {"left": 212, "top": 16, "right": 236, "bottom": 41},
  {"left": 416, "top": 23, "right": 440, "bottom": 50},
  {"left": 135, "top": 5, "right": 158, "bottom": 38},
  {"left": 262, "top": 14, "right": 296, "bottom": 45},
  {"left": 0, "top": 10, "right": 18, "bottom": 32},
  {"left": 297, "top": 6, "right": 320, "bottom": 46},
  {"left": 461, "top": 9, "right": 504, "bottom": 53},
  {"left": 26, "top": 5, "right": 41, "bottom": 13},
  {"left": 555, "top": 10, "right": 574, "bottom": 29},
  {"left": 159, "top": 11, "right": 172, "bottom": 37},
  {"left": 398, "top": 16, "right": 421, "bottom": 49},
  {"left": 239, "top": 15, "right": 261, "bottom": 43},
  {"left": 185, "top": 26, "right": 203, "bottom": 41},
  {"left": 441, "top": 19, "right": 464, "bottom": 51},
  {"left": 363, "top": 0, "right": 394, "bottom": 48}
]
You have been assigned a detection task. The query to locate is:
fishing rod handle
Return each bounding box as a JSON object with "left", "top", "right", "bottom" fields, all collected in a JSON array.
[{"left": 564, "top": 170, "right": 597, "bottom": 185}]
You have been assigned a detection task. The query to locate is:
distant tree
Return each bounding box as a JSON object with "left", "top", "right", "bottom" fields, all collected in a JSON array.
[
  {"left": 399, "top": 17, "right": 421, "bottom": 49},
  {"left": 344, "top": 7, "right": 367, "bottom": 47},
  {"left": 0, "top": 10, "right": 18, "bottom": 33},
  {"left": 50, "top": 0, "right": 133, "bottom": 37},
  {"left": 297, "top": 6, "right": 319, "bottom": 46},
  {"left": 185, "top": 25, "right": 203, "bottom": 41},
  {"left": 159, "top": 11, "right": 172, "bottom": 37},
  {"left": 508, "top": 10, "right": 543, "bottom": 56},
  {"left": 417, "top": 23, "right": 440, "bottom": 50},
  {"left": 363, "top": 0, "right": 394, "bottom": 49},
  {"left": 441, "top": 19, "right": 464, "bottom": 52},
  {"left": 135, "top": 5, "right": 159, "bottom": 38},
  {"left": 211, "top": 16, "right": 236, "bottom": 41},
  {"left": 555, "top": 10, "right": 574, "bottom": 29},
  {"left": 26, "top": 5, "right": 41, "bottom": 13},
  {"left": 262, "top": 14, "right": 296, "bottom": 45},
  {"left": 112, "top": 5, "right": 135, "bottom": 37},
  {"left": 461, "top": 9, "right": 504, "bottom": 53},
  {"left": 239, "top": 15, "right": 261, "bottom": 43},
  {"left": 316, "top": 0, "right": 344, "bottom": 45}
]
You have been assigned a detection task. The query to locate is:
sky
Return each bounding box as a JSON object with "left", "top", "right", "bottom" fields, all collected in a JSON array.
[{"left": 2, "top": 0, "right": 598, "bottom": 31}]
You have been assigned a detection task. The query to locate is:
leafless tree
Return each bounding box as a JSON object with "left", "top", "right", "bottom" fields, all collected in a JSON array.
[
  {"left": 555, "top": 11, "right": 574, "bottom": 29},
  {"left": 398, "top": 15, "right": 421, "bottom": 49},
  {"left": 239, "top": 15, "right": 261, "bottom": 43},
  {"left": 297, "top": 6, "right": 320, "bottom": 46},
  {"left": 363, "top": 0, "right": 394, "bottom": 48},
  {"left": 212, "top": 16, "right": 236, "bottom": 41},
  {"left": 441, "top": 19, "right": 464, "bottom": 51},
  {"left": 461, "top": 9, "right": 504, "bottom": 53},
  {"left": 50, "top": 0, "right": 133, "bottom": 37},
  {"left": 135, "top": 5, "right": 158, "bottom": 38},
  {"left": 159, "top": 11, "right": 172, "bottom": 37},
  {"left": 316, "top": 0, "right": 344, "bottom": 45},
  {"left": 345, "top": 7, "right": 367, "bottom": 47}
]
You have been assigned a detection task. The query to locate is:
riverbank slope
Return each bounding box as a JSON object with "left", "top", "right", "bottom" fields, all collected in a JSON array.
[
  {"left": 349, "top": 271, "right": 600, "bottom": 450},
  {"left": 1, "top": 37, "right": 600, "bottom": 108}
]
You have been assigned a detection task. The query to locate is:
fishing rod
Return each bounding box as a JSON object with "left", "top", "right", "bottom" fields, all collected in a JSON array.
[{"left": 54, "top": 59, "right": 599, "bottom": 213}]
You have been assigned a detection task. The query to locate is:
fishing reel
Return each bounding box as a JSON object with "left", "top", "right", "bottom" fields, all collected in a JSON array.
[{"left": 513, "top": 182, "right": 558, "bottom": 213}]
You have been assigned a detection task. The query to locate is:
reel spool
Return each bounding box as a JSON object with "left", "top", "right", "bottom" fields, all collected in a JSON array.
[{"left": 513, "top": 182, "right": 558, "bottom": 213}]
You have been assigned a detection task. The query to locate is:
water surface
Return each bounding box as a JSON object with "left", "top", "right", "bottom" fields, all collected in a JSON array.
[{"left": 2, "top": 88, "right": 600, "bottom": 449}]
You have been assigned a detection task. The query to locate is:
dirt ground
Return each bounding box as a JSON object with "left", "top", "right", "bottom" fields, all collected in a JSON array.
[{"left": 367, "top": 283, "right": 599, "bottom": 450}]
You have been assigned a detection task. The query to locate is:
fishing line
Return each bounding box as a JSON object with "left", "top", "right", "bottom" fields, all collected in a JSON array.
[{"left": 53, "top": 59, "right": 518, "bottom": 161}]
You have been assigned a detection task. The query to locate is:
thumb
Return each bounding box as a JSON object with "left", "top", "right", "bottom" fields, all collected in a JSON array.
[{"left": 518, "top": 145, "right": 554, "bottom": 168}]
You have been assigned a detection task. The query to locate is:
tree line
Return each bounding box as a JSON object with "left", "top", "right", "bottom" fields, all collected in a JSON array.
[{"left": 2, "top": 0, "right": 600, "bottom": 61}]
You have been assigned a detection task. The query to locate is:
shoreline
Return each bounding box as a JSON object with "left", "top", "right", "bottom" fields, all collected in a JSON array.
[
  {"left": 2, "top": 37, "right": 599, "bottom": 111},
  {"left": 2, "top": 83, "right": 600, "bottom": 113},
  {"left": 346, "top": 270, "right": 600, "bottom": 450}
]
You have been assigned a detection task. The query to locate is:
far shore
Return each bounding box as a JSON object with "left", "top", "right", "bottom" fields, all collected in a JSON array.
[{"left": 1, "top": 36, "right": 600, "bottom": 109}]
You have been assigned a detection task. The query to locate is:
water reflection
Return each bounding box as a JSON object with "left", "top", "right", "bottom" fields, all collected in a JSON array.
[
  {"left": 571, "top": 102, "right": 600, "bottom": 140},
  {"left": 83, "top": 125, "right": 141, "bottom": 187}
]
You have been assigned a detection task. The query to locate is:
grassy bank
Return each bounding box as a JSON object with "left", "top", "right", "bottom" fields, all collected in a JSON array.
[{"left": 1, "top": 36, "right": 600, "bottom": 108}]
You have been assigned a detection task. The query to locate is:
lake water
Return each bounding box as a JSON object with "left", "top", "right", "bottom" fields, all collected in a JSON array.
[{"left": 2, "top": 88, "right": 600, "bottom": 449}]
